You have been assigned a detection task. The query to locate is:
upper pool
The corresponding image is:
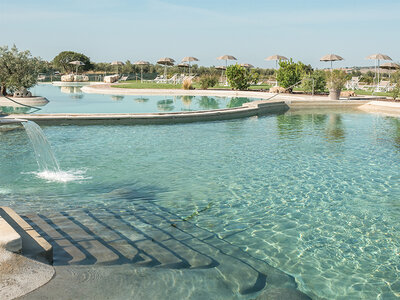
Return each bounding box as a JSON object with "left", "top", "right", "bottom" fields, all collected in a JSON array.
[{"left": 0, "top": 84, "right": 257, "bottom": 114}]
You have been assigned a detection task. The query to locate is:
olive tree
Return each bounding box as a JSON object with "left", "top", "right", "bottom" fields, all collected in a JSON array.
[{"left": 0, "top": 45, "right": 41, "bottom": 96}]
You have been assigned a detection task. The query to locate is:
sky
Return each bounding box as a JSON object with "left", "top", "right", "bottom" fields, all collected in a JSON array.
[{"left": 1, "top": 0, "right": 399, "bottom": 69}]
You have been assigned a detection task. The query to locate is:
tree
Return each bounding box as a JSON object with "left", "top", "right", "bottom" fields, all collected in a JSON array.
[
  {"left": 276, "top": 59, "right": 306, "bottom": 93},
  {"left": 226, "top": 64, "right": 259, "bottom": 90},
  {"left": 390, "top": 71, "right": 400, "bottom": 100},
  {"left": 0, "top": 45, "right": 41, "bottom": 96},
  {"left": 52, "top": 51, "right": 92, "bottom": 73}
]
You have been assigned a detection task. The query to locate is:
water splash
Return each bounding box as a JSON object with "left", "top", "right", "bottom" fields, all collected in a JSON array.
[
  {"left": 22, "top": 121, "right": 60, "bottom": 173},
  {"left": 34, "top": 169, "right": 89, "bottom": 183},
  {"left": 21, "top": 121, "right": 88, "bottom": 183}
]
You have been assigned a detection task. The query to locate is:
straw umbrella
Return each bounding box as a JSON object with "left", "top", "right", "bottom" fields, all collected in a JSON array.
[
  {"left": 157, "top": 57, "right": 175, "bottom": 78},
  {"left": 111, "top": 61, "right": 124, "bottom": 75},
  {"left": 217, "top": 55, "right": 237, "bottom": 84},
  {"left": 68, "top": 60, "right": 85, "bottom": 74},
  {"left": 265, "top": 55, "right": 288, "bottom": 69},
  {"left": 215, "top": 66, "right": 226, "bottom": 83},
  {"left": 217, "top": 55, "right": 237, "bottom": 68},
  {"left": 380, "top": 62, "right": 400, "bottom": 79},
  {"left": 265, "top": 55, "right": 288, "bottom": 86},
  {"left": 134, "top": 61, "right": 150, "bottom": 82},
  {"left": 177, "top": 63, "right": 189, "bottom": 74},
  {"left": 366, "top": 53, "right": 392, "bottom": 86},
  {"left": 181, "top": 57, "right": 199, "bottom": 75},
  {"left": 240, "top": 63, "right": 254, "bottom": 69},
  {"left": 320, "top": 54, "right": 344, "bottom": 70}
]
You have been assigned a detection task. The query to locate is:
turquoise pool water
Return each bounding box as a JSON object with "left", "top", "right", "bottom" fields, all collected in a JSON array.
[
  {"left": 1, "top": 90, "right": 400, "bottom": 298},
  {"left": 0, "top": 84, "right": 256, "bottom": 114}
]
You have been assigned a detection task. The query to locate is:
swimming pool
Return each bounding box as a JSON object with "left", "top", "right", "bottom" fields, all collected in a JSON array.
[
  {"left": 0, "top": 84, "right": 257, "bottom": 114},
  {"left": 1, "top": 87, "right": 399, "bottom": 299}
]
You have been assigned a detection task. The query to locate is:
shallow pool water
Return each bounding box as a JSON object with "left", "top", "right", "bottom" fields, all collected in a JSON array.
[
  {"left": 0, "top": 84, "right": 257, "bottom": 114},
  {"left": 1, "top": 90, "right": 400, "bottom": 299}
]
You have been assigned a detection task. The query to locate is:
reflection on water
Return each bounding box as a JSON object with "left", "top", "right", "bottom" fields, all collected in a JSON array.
[
  {"left": 111, "top": 95, "right": 125, "bottom": 101},
  {"left": 198, "top": 96, "right": 219, "bottom": 110},
  {"left": 325, "top": 114, "right": 345, "bottom": 142},
  {"left": 276, "top": 113, "right": 346, "bottom": 143},
  {"left": 0, "top": 106, "right": 31, "bottom": 114},
  {"left": 276, "top": 114, "right": 305, "bottom": 138},
  {"left": 59, "top": 86, "right": 82, "bottom": 94},
  {"left": 59, "top": 86, "right": 84, "bottom": 100},
  {"left": 227, "top": 97, "right": 251, "bottom": 108},
  {"left": 157, "top": 99, "right": 174, "bottom": 111},
  {"left": 134, "top": 97, "right": 149, "bottom": 103},
  {"left": 390, "top": 118, "right": 400, "bottom": 149},
  {"left": 179, "top": 96, "right": 194, "bottom": 107}
]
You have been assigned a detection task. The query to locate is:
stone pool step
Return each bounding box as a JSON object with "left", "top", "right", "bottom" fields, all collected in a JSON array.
[
  {"left": 21, "top": 207, "right": 311, "bottom": 299},
  {"left": 0, "top": 215, "right": 22, "bottom": 253},
  {"left": 0, "top": 206, "right": 53, "bottom": 263}
]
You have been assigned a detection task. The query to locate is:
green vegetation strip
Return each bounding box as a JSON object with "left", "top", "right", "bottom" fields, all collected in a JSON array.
[{"left": 112, "top": 81, "right": 272, "bottom": 91}]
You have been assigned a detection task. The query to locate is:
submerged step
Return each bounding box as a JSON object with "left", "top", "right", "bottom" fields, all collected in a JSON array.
[
  {"left": 0, "top": 216, "right": 22, "bottom": 253},
  {"left": 0, "top": 207, "right": 53, "bottom": 263}
]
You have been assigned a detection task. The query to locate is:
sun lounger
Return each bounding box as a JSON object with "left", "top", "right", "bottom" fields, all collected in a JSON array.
[{"left": 345, "top": 77, "right": 360, "bottom": 90}]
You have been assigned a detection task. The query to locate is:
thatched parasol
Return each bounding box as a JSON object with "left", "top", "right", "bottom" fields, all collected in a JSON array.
[
  {"left": 217, "top": 55, "right": 237, "bottom": 84},
  {"left": 380, "top": 62, "right": 400, "bottom": 69},
  {"left": 240, "top": 63, "right": 254, "bottom": 69},
  {"left": 181, "top": 57, "right": 199, "bottom": 75},
  {"left": 320, "top": 54, "right": 344, "bottom": 69},
  {"left": 217, "top": 55, "right": 237, "bottom": 68},
  {"left": 265, "top": 55, "right": 288, "bottom": 86},
  {"left": 68, "top": 60, "right": 85, "bottom": 74},
  {"left": 134, "top": 61, "right": 150, "bottom": 82},
  {"left": 111, "top": 61, "right": 124, "bottom": 75},
  {"left": 380, "top": 62, "right": 399, "bottom": 79},
  {"left": 177, "top": 63, "right": 189, "bottom": 74},
  {"left": 157, "top": 57, "right": 175, "bottom": 78},
  {"left": 366, "top": 53, "right": 392, "bottom": 86}
]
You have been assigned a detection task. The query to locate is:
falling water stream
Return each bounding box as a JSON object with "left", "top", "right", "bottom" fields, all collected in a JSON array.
[
  {"left": 21, "top": 120, "right": 86, "bottom": 182},
  {"left": 22, "top": 121, "right": 60, "bottom": 172}
]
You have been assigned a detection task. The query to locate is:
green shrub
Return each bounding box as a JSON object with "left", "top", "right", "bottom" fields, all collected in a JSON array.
[
  {"left": 390, "top": 71, "right": 400, "bottom": 100},
  {"left": 325, "top": 70, "right": 348, "bottom": 90},
  {"left": 276, "top": 59, "right": 306, "bottom": 93},
  {"left": 301, "top": 70, "right": 327, "bottom": 94},
  {"left": 199, "top": 75, "right": 218, "bottom": 89},
  {"left": 226, "top": 64, "right": 259, "bottom": 90}
]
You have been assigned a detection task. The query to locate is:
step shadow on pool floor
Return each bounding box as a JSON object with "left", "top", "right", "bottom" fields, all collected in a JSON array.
[{"left": 21, "top": 202, "right": 311, "bottom": 299}]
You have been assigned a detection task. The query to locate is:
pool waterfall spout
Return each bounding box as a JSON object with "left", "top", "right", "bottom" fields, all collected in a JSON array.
[
  {"left": 1, "top": 118, "right": 61, "bottom": 173},
  {"left": 0, "top": 118, "right": 28, "bottom": 125},
  {"left": 21, "top": 120, "right": 61, "bottom": 173}
]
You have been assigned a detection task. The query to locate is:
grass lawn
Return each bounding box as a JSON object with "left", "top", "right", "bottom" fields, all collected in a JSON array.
[
  {"left": 112, "top": 81, "right": 183, "bottom": 89},
  {"left": 353, "top": 89, "right": 393, "bottom": 97},
  {"left": 112, "top": 80, "right": 272, "bottom": 91}
]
